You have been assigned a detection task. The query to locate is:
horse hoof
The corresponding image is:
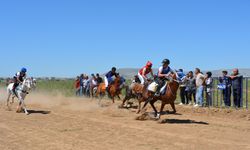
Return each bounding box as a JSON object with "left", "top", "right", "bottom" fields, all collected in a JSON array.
[{"left": 156, "top": 113, "right": 161, "bottom": 120}]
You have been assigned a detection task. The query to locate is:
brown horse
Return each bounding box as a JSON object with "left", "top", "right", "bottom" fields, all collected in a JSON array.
[
  {"left": 141, "top": 73, "right": 180, "bottom": 119},
  {"left": 96, "top": 76, "right": 121, "bottom": 103},
  {"left": 121, "top": 79, "right": 152, "bottom": 113}
]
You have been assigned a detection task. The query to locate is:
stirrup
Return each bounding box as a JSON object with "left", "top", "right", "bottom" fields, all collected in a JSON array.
[{"left": 154, "top": 92, "right": 160, "bottom": 97}]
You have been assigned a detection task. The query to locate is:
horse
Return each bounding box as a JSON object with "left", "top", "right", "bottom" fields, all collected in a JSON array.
[
  {"left": 120, "top": 76, "right": 156, "bottom": 113},
  {"left": 6, "top": 78, "right": 33, "bottom": 115},
  {"left": 96, "top": 76, "right": 121, "bottom": 103},
  {"left": 6, "top": 78, "right": 36, "bottom": 105},
  {"left": 141, "top": 72, "right": 180, "bottom": 119}
]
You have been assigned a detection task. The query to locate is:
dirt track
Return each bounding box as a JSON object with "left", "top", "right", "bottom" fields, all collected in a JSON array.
[{"left": 0, "top": 92, "right": 250, "bottom": 150}]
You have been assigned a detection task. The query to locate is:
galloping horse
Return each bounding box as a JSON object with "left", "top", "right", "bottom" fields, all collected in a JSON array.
[
  {"left": 96, "top": 76, "right": 121, "bottom": 103},
  {"left": 6, "top": 78, "right": 33, "bottom": 115},
  {"left": 141, "top": 72, "right": 180, "bottom": 119},
  {"left": 121, "top": 81, "right": 150, "bottom": 113}
]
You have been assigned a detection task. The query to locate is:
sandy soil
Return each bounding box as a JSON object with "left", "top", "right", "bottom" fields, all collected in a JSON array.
[{"left": 0, "top": 91, "right": 250, "bottom": 150}]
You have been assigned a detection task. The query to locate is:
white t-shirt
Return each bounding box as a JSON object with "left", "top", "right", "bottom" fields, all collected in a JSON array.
[{"left": 195, "top": 73, "right": 205, "bottom": 87}]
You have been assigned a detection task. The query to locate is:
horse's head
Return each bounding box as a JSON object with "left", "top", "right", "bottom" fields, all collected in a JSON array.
[
  {"left": 114, "top": 76, "right": 121, "bottom": 85},
  {"left": 168, "top": 72, "right": 179, "bottom": 86},
  {"left": 22, "top": 78, "right": 33, "bottom": 91}
]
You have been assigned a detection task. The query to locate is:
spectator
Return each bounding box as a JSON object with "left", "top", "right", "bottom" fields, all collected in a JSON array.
[
  {"left": 177, "top": 69, "right": 187, "bottom": 105},
  {"left": 194, "top": 68, "right": 205, "bottom": 107},
  {"left": 186, "top": 71, "right": 196, "bottom": 105},
  {"left": 90, "top": 74, "right": 98, "bottom": 97},
  {"left": 75, "top": 76, "right": 81, "bottom": 96},
  {"left": 79, "top": 74, "right": 84, "bottom": 96},
  {"left": 85, "top": 76, "right": 91, "bottom": 97},
  {"left": 219, "top": 71, "right": 232, "bottom": 107},
  {"left": 82, "top": 75, "right": 88, "bottom": 96},
  {"left": 230, "top": 69, "right": 243, "bottom": 108},
  {"left": 205, "top": 72, "right": 213, "bottom": 106}
]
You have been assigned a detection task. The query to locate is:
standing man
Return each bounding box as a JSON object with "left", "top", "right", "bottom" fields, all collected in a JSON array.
[
  {"left": 230, "top": 69, "right": 243, "bottom": 108},
  {"left": 205, "top": 72, "right": 213, "bottom": 107},
  {"left": 194, "top": 68, "right": 205, "bottom": 107},
  {"left": 75, "top": 76, "right": 81, "bottom": 96},
  {"left": 177, "top": 69, "right": 187, "bottom": 105},
  {"left": 219, "top": 71, "right": 232, "bottom": 107},
  {"left": 186, "top": 71, "right": 196, "bottom": 105}
]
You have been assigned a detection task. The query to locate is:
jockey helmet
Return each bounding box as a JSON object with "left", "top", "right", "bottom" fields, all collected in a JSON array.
[
  {"left": 21, "top": 67, "right": 27, "bottom": 73},
  {"left": 162, "top": 59, "right": 170, "bottom": 65},
  {"left": 146, "top": 61, "right": 153, "bottom": 67},
  {"left": 112, "top": 67, "right": 116, "bottom": 71}
]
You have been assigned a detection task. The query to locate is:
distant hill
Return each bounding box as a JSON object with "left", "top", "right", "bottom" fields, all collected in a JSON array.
[{"left": 117, "top": 68, "right": 250, "bottom": 79}]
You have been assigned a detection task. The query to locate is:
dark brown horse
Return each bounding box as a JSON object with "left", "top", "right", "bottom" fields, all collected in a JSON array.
[
  {"left": 96, "top": 76, "right": 121, "bottom": 103},
  {"left": 141, "top": 73, "right": 180, "bottom": 119}
]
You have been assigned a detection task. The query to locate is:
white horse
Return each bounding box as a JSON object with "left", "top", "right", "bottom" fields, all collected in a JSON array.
[{"left": 6, "top": 78, "right": 33, "bottom": 115}]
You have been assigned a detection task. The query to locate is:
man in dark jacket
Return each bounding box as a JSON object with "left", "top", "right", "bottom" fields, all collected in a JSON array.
[
  {"left": 230, "top": 69, "right": 243, "bottom": 108},
  {"left": 219, "top": 71, "right": 232, "bottom": 107}
]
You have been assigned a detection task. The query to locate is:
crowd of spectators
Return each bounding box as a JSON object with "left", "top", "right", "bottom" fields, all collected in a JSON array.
[{"left": 178, "top": 68, "right": 243, "bottom": 108}]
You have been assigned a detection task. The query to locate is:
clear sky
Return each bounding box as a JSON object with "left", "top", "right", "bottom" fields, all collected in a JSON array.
[{"left": 0, "top": 0, "right": 249, "bottom": 77}]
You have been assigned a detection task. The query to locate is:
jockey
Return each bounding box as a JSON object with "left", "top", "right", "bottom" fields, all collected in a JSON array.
[
  {"left": 104, "top": 67, "right": 118, "bottom": 93},
  {"left": 155, "top": 59, "right": 173, "bottom": 96},
  {"left": 96, "top": 73, "right": 103, "bottom": 85},
  {"left": 138, "top": 61, "right": 154, "bottom": 85},
  {"left": 117, "top": 73, "right": 126, "bottom": 90},
  {"left": 12, "top": 67, "right": 27, "bottom": 95}
]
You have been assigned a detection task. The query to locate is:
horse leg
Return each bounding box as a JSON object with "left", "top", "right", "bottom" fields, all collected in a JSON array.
[
  {"left": 170, "top": 102, "right": 176, "bottom": 113},
  {"left": 6, "top": 92, "right": 11, "bottom": 110},
  {"left": 158, "top": 102, "right": 166, "bottom": 119},
  {"left": 149, "top": 99, "right": 158, "bottom": 117},
  {"left": 11, "top": 96, "right": 15, "bottom": 104},
  {"left": 141, "top": 100, "right": 149, "bottom": 112},
  {"left": 20, "top": 98, "right": 29, "bottom": 115},
  {"left": 136, "top": 100, "right": 142, "bottom": 114},
  {"left": 121, "top": 96, "right": 128, "bottom": 108}
]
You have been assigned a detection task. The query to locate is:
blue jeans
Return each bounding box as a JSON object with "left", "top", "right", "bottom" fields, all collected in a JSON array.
[{"left": 196, "top": 86, "right": 204, "bottom": 106}]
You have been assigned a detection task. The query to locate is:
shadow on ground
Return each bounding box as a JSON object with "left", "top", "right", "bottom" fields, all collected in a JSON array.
[
  {"left": 160, "top": 119, "right": 209, "bottom": 125},
  {"left": 28, "top": 110, "right": 51, "bottom": 115}
]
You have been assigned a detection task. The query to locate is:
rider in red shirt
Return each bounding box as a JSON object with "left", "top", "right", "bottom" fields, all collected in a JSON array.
[{"left": 138, "top": 61, "right": 154, "bottom": 85}]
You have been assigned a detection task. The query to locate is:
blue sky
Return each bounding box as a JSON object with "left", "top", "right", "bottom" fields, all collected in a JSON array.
[{"left": 0, "top": 0, "right": 249, "bottom": 77}]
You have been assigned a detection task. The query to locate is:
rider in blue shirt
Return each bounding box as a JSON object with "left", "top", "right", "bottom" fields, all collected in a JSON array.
[
  {"left": 104, "top": 67, "right": 118, "bottom": 93},
  {"left": 13, "top": 67, "right": 27, "bottom": 95},
  {"left": 155, "top": 59, "right": 173, "bottom": 96}
]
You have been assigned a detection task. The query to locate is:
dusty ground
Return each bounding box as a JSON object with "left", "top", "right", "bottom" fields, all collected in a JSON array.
[{"left": 0, "top": 91, "right": 250, "bottom": 150}]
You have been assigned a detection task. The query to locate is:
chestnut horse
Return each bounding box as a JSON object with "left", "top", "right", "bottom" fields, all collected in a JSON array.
[
  {"left": 96, "top": 76, "right": 121, "bottom": 103},
  {"left": 141, "top": 72, "right": 180, "bottom": 119},
  {"left": 121, "top": 79, "right": 153, "bottom": 113}
]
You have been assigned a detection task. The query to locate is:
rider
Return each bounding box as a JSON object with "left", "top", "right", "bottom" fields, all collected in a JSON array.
[
  {"left": 12, "top": 67, "right": 27, "bottom": 95},
  {"left": 96, "top": 73, "right": 103, "bottom": 85},
  {"left": 104, "top": 67, "right": 118, "bottom": 94},
  {"left": 117, "top": 73, "right": 126, "bottom": 90},
  {"left": 155, "top": 59, "right": 173, "bottom": 96},
  {"left": 138, "top": 61, "right": 154, "bottom": 85}
]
